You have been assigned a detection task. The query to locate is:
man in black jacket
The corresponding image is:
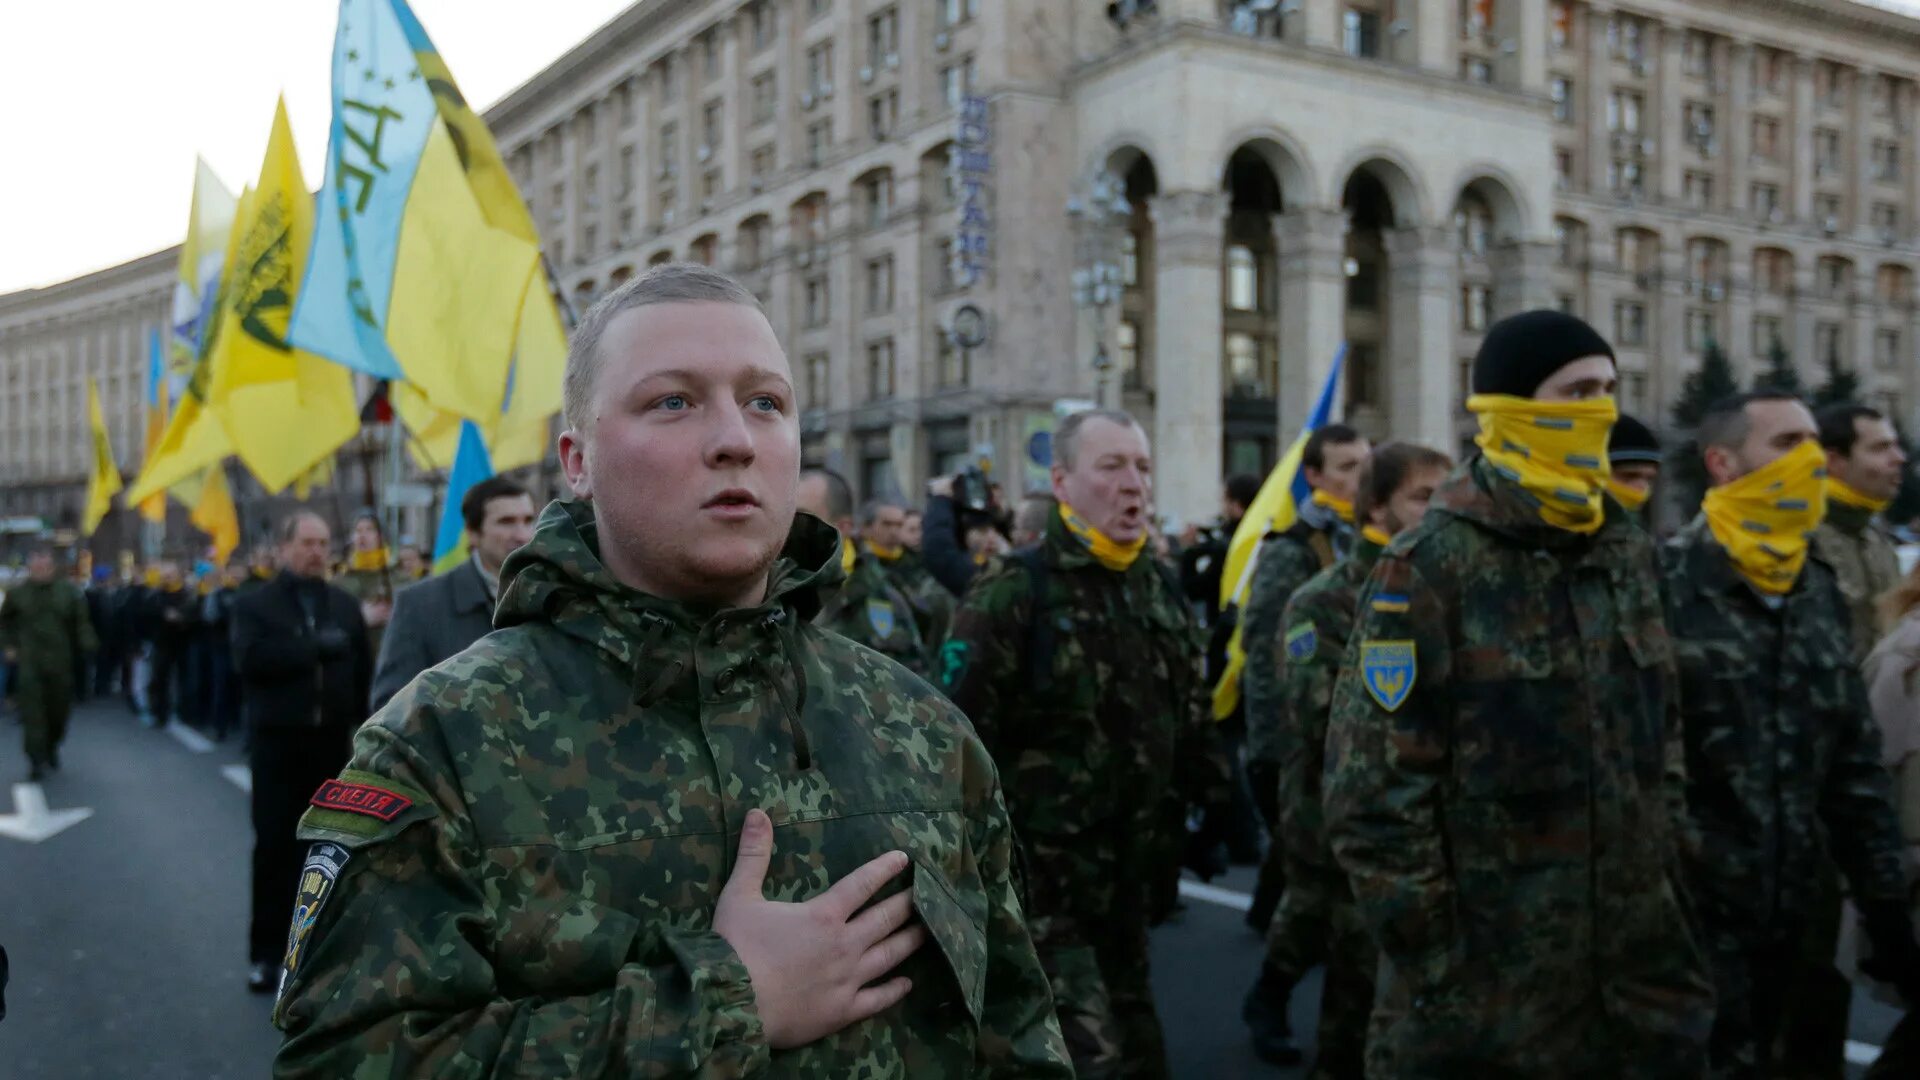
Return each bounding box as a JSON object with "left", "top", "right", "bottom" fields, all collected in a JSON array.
[{"left": 232, "top": 510, "right": 371, "bottom": 993}]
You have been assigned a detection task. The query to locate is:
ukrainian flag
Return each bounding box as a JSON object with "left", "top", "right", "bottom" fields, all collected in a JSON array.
[
  {"left": 291, "top": 0, "right": 561, "bottom": 429},
  {"left": 432, "top": 420, "right": 494, "bottom": 576},
  {"left": 1211, "top": 345, "right": 1347, "bottom": 720}
]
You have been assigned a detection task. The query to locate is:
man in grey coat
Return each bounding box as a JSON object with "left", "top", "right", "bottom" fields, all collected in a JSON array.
[{"left": 369, "top": 476, "right": 537, "bottom": 709}]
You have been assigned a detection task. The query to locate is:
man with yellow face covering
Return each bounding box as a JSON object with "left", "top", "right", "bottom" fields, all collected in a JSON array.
[
  {"left": 938, "top": 408, "right": 1225, "bottom": 1080},
  {"left": 1662, "top": 390, "right": 1920, "bottom": 1078},
  {"left": 1607, "top": 412, "right": 1664, "bottom": 521},
  {"left": 1324, "top": 309, "right": 1715, "bottom": 1077}
]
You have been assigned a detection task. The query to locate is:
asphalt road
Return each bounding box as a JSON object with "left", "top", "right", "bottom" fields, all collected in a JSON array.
[{"left": 0, "top": 701, "right": 1900, "bottom": 1078}]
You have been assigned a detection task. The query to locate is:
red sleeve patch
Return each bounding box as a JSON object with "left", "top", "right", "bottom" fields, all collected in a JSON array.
[{"left": 311, "top": 780, "right": 414, "bottom": 822}]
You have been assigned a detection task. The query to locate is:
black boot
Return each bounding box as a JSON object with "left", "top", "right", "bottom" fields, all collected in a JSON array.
[
  {"left": 1246, "top": 850, "right": 1285, "bottom": 934},
  {"left": 1242, "top": 964, "right": 1304, "bottom": 1066}
]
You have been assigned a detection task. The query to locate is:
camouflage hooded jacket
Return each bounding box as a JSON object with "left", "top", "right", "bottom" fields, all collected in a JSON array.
[
  {"left": 0, "top": 578, "right": 96, "bottom": 675},
  {"left": 1810, "top": 499, "right": 1904, "bottom": 662},
  {"left": 272, "top": 500, "right": 1072, "bottom": 1078},
  {"left": 1662, "top": 515, "right": 1908, "bottom": 933},
  {"left": 1241, "top": 508, "right": 1346, "bottom": 764},
  {"left": 1324, "top": 458, "right": 1705, "bottom": 1002},
  {"left": 815, "top": 545, "right": 933, "bottom": 677}
]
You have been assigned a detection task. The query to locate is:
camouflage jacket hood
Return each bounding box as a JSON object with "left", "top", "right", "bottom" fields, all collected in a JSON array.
[{"left": 1432, "top": 454, "right": 1643, "bottom": 552}]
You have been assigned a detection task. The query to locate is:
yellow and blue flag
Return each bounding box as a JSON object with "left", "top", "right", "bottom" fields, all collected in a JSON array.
[
  {"left": 432, "top": 420, "right": 494, "bottom": 575},
  {"left": 138, "top": 330, "right": 170, "bottom": 523},
  {"left": 1211, "top": 345, "right": 1348, "bottom": 720},
  {"left": 170, "top": 158, "right": 237, "bottom": 400},
  {"left": 291, "top": 0, "right": 562, "bottom": 429},
  {"left": 83, "top": 378, "right": 122, "bottom": 536}
]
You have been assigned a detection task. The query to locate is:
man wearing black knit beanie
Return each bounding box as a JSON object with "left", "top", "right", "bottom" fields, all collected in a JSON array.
[
  {"left": 1607, "top": 413, "right": 1665, "bottom": 519},
  {"left": 1323, "top": 309, "right": 1714, "bottom": 1075}
]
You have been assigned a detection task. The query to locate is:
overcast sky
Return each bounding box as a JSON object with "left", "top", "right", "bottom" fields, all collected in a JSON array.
[
  {"left": 0, "top": 1, "right": 632, "bottom": 294},
  {"left": 7, "top": 1, "right": 1920, "bottom": 295}
]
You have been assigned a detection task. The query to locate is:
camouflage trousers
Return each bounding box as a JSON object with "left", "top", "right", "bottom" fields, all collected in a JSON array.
[
  {"left": 1024, "top": 832, "right": 1168, "bottom": 1080},
  {"left": 1703, "top": 922, "right": 1809, "bottom": 1080},
  {"left": 1265, "top": 866, "right": 1375, "bottom": 1079},
  {"left": 14, "top": 664, "right": 74, "bottom": 769}
]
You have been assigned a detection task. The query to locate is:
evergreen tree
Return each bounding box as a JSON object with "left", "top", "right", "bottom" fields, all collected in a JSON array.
[
  {"left": 1753, "top": 338, "right": 1805, "bottom": 395},
  {"left": 1811, "top": 356, "right": 1863, "bottom": 408},
  {"left": 1669, "top": 340, "right": 1741, "bottom": 513}
]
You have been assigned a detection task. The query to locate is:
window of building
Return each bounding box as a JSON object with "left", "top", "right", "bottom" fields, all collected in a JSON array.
[
  {"left": 1682, "top": 30, "right": 1715, "bottom": 80},
  {"left": 1463, "top": 58, "right": 1493, "bottom": 84},
  {"left": 1816, "top": 61, "right": 1846, "bottom": 108},
  {"left": 618, "top": 146, "right": 636, "bottom": 196},
  {"left": 584, "top": 163, "right": 600, "bottom": 209},
  {"left": 582, "top": 223, "right": 598, "bottom": 259},
  {"left": 1755, "top": 47, "right": 1785, "bottom": 95},
  {"left": 868, "top": 7, "right": 898, "bottom": 64},
  {"left": 1685, "top": 309, "right": 1717, "bottom": 353},
  {"left": 740, "top": 217, "right": 771, "bottom": 267},
  {"left": 1880, "top": 265, "right": 1913, "bottom": 305},
  {"left": 1455, "top": 197, "right": 1492, "bottom": 256},
  {"left": 1608, "top": 159, "right": 1645, "bottom": 199},
  {"left": 867, "top": 339, "right": 896, "bottom": 400},
  {"left": 868, "top": 90, "right": 899, "bottom": 140},
  {"left": 616, "top": 81, "right": 636, "bottom": 127},
  {"left": 701, "top": 31, "right": 719, "bottom": 80},
  {"left": 751, "top": 73, "right": 776, "bottom": 124},
  {"left": 1751, "top": 183, "right": 1782, "bottom": 221},
  {"left": 1461, "top": 284, "right": 1492, "bottom": 332},
  {"left": 618, "top": 206, "right": 635, "bottom": 240},
  {"left": 1755, "top": 249, "right": 1792, "bottom": 295},
  {"left": 794, "top": 194, "right": 826, "bottom": 246},
  {"left": 808, "top": 0, "right": 829, "bottom": 21},
  {"left": 938, "top": 0, "right": 980, "bottom": 28},
  {"left": 551, "top": 238, "right": 566, "bottom": 268},
  {"left": 549, "top": 180, "right": 565, "bottom": 222},
  {"left": 934, "top": 332, "right": 973, "bottom": 390},
  {"left": 1684, "top": 171, "right": 1714, "bottom": 209},
  {"left": 750, "top": 2, "right": 775, "bottom": 52},
  {"left": 1875, "top": 139, "right": 1902, "bottom": 182},
  {"left": 1877, "top": 328, "right": 1902, "bottom": 370},
  {"left": 804, "top": 274, "right": 830, "bottom": 327},
  {"left": 1554, "top": 218, "right": 1583, "bottom": 264},
  {"left": 941, "top": 57, "right": 976, "bottom": 111},
  {"left": 1348, "top": 344, "right": 1380, "bottom": 409},
  {"left": 1122, "top": 230, "right": 1140, "bottom": 286},
  {"left": 863, "top": 171, "right": 894, "bottom": 228},
  {"left": 659, "top": 122, "right": 677, "bottom": 176},
  {"left": 655, "top": 187, "right": 675, "bottom": 227},
  {"left": 1751, "top": 117, "right": 1781, "bottom": 163},
  {"left": 1815, "top": 129, "right": 1842, "bottom": 177},
  {"left": 1462, "top": 0, "right": 1494, "bottom": 41},
  {"left": 1685, "top": 102, "right": 1716, "bottom": 153},
  {"left": 1225, "top": 331, "right": 1270, "bottom": 397},
  {"left": 1754, "top": 315, "right": 1784, "bottom": 355},
  {"left": 1874, "top": 203, "right": 1902, "bottom": 237},
  {"left": 1343, "top": 7, "right": 1381, "bottom": 59},
  {"left": 1347, "top": 257, "right": 1380, "bottom": 310},
  {"left": 866, "top": 255, "right": 895, "bottom": 313},
  {"left": 548, "top": 132, "right": 563, "bottom": 168},
  {"left": 1226, "top": 245, "right": 1258, "bottom": 311},
  {"left": 1116, "top": 319, "right": 1139, "bottom": 387},
  {"left": 580, "top": 103, "right": 597, "bottom": 144},
  {"left": 807, "top": 42, "right": 834, "bottom": 97},
  {"left": 807, "top": 119, "right": 832, "bottom": 167},
  {"left": 1550, "top": 2, "right": 1571, "bottom": 50},
  {"left": 702, "top": 100, "right": 724, "bottom": 153},
  {"left": 751, "top": 144, "right": 776, "bottom": 182},
  {"left": 1815, "top": 194, "right": 1844, "bottom": 229},
  {"left": 1607, "top": 90, "right": 1644, "bottom": 134},
  {"left": 935, "top": 237, "right": 956, "bottom": 292},
  {"left": 690, "top": 234, "right": 717, "bottom": 265},
  {"left": 804, "top": 352, "right": 829, "bottom": 409},
  {"left": 702, "top": 169, "right": 722, "bottom": 204},
  {"left": 660, "top": 52, "right": 678, "bottom": 102},
  {"left": 1608, "top": 14, "right": 1646, "bottom": 64},
  {"left": 1819, "top": 257, "right": 1851, "bottom": 299},
  {"left": 1816, "top": 321, "right": 1843, "bottom": 366},
  {"left": 1551, "top": 77, "right": 1574, "bottom": 123},
  {"left": 1615, "top": 300, "right": 1648, "bottom": 346},
  {"left": 1554, "top": 150, "right": 1574, "bottom": 192}
]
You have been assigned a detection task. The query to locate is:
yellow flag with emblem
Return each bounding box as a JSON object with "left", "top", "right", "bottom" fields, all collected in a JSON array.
[
  {"left": 82, "top": 378, "right": 122, "bottom": 536},
  {"left": 191, "top": 465, "right": 241, "bottom": 566}
]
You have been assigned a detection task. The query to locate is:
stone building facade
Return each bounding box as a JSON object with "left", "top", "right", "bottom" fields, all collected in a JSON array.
[{"left": 5, "top": 0, "right": 1919, "bottom": 533}]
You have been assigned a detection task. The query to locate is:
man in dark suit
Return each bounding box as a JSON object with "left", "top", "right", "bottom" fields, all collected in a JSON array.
[
  {"left": 232, "top": 510, "right": 372, "bottom": 993},
  {"left": 370, "top": 476, "right": 536, "bottom": 710}
]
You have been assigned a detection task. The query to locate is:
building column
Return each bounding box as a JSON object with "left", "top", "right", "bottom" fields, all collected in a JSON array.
[
  {"left": 1490, "top": 239, "right": 1557, "bottom": 316},
  {"left": 1385, "top": 226, "right": 1458, "bottom": 449},
  {"left": 1655, "top": 23, "right": 1686, "bottom": 203},
  {"left": 1792, "top": 260, "right": 1819, "bottom": 384},
  {"left": 1654, "top": 234, "right": 1690, "bottom": 412},
  {"left": 1852, "top": 66, "right": 1876, "bottom": 240},
  {"left": 1495, "top": 0, "right": 1548, "bottom": 94},
  {"left": 1148, "top": 189, "right": 1226, "bottom": 526},
  {"left": 1585, "top": 4, "right": 1615, "bottom": 194},
  {"left": 1791, "top": 53, "right": 1817, "bottom": 221},
  {"left": 1275, "top": 207, "right": 1348, "bottom": 439},
  {"left": 1301, "top": 0, "right": 1341, "bottom": 51},
  {"left": 1727, "top": 39, "right": 1753, "bottom": 214},
  {"left": 1726, "top": 235, "right": 1756, "bottom": 371},
  {"left": 1413, "top": 0, "right": 1459, "bottom": 76}
]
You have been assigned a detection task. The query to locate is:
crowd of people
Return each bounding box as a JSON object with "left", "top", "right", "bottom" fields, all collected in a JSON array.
[{"left": 4, "top": 261, "right": 1919, "bottom": 1078}]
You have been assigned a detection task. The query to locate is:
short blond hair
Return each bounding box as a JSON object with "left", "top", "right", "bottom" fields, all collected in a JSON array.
[{"left": 562, "top": 262, "right": 764, "bottom": 432}]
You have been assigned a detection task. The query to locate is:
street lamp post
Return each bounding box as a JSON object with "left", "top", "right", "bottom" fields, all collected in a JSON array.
[{"left": 1069, "top": 169, "right": 1132, "bottom": 408}]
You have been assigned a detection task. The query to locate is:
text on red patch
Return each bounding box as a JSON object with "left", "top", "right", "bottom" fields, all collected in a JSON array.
[{"left": 311, "top": 780, "right": 413, "bottom": 822}]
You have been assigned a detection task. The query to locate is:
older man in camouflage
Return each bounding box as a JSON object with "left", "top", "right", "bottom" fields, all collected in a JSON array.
[
  {"left": 1324, "top": 310, "right": 1715, "bottom": 1077},
  {"left": 1242, "top": 442, "right": 1451, "bottom": 1074},
  {"left": 939, "top": 407, "right": 1224, "bottom": 1080},
  {"left": 271, "top": 264, "right": 1071, "bottom": 1077},
  {"left": 1662, "top": 390, "right": 1920, "bottom": 1077}
]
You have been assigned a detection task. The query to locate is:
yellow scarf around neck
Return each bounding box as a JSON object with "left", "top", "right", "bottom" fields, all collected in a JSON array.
[
  {"left": 349, "top": 547, "right": 391, "bottom": 572},
  {"left": 840, "top": 538, "right": 858, "bottom": 577},
  {"left": 1469, "top": 393, "right": 1618, "bottom": 534},
  {"left": 1606, "top": 479, "right": 1652, "bottom": 513},
  {"left": 1059, "top": 504, "right": 1146, "bottom": 572},
  {"left": 1703, "top": 440, "right": 1829, "bottom": 596},
  {"left": 1310, "top": 489, "right": 1357, "bottom": 525},
  {"left": 864, "top": 540, "right": 905, "bottom": 562},
  {"left": 1361, "top": 524, "right": 1393, "bottom": 548},
  {"left": 1827, "top": 475, "right": 1892, "bottom": 514}
]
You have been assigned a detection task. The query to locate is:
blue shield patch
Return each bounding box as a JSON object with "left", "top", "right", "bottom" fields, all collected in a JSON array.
[
  {"left": 1285, "top": 621, "right": 1318, "bottom": 663},
  {"left": 866, "top": 598, "right": 898, "bottom": 639},
  {"left": 1360, "top": 640, "right": 1417, "bottom": 712}
]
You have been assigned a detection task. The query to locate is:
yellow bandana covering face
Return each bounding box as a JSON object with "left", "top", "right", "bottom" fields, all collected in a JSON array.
[
  {"left": 864, "top": 540, "right": 905, "bottom": 562},
  {"left": 1827, "top": 475, "right": 1892, "bottom": 514},
  {"left": 1469, "top": 394, "right": 1619, "bottom": 534},
  {"left": 348, "top": 547, "right": 391, "bottom": 573},
  {"left": 1059, "top": 503, "right": 1147, "bottom": 572},
  {"left": 1704, "top": 439, "right": 1829, "bottom": 596},
  {"left": 1361, "top": 524, "right": 1393, "bottom": 548},
  {"left": 1606, "top": 478, "right": 1652, "bottom": 513},
  {"left": 1310, "top": 489, "right": 1357, "bottom": 525}
]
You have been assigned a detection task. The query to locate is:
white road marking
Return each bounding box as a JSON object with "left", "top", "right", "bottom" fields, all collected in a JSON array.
[
  {"left": 165, "top": 721, "right": 214, "bottom": 754},
  {"left": 1177, "top": 878, "right": 1253, "bottom": 913},
  {"left": 1845, "top": 1040, "right": 1882, "bottom": 1066},
  {"left": 0, "top": 783, "right": 94, "bottom": 843},
  {"left": 221, "top": 764, "right": 252, "bottom": 794}
]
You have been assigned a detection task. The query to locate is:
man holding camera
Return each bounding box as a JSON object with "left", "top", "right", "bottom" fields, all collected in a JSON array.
[{"left": 232, "top": 510, "right": 372, "bottom": 994}]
